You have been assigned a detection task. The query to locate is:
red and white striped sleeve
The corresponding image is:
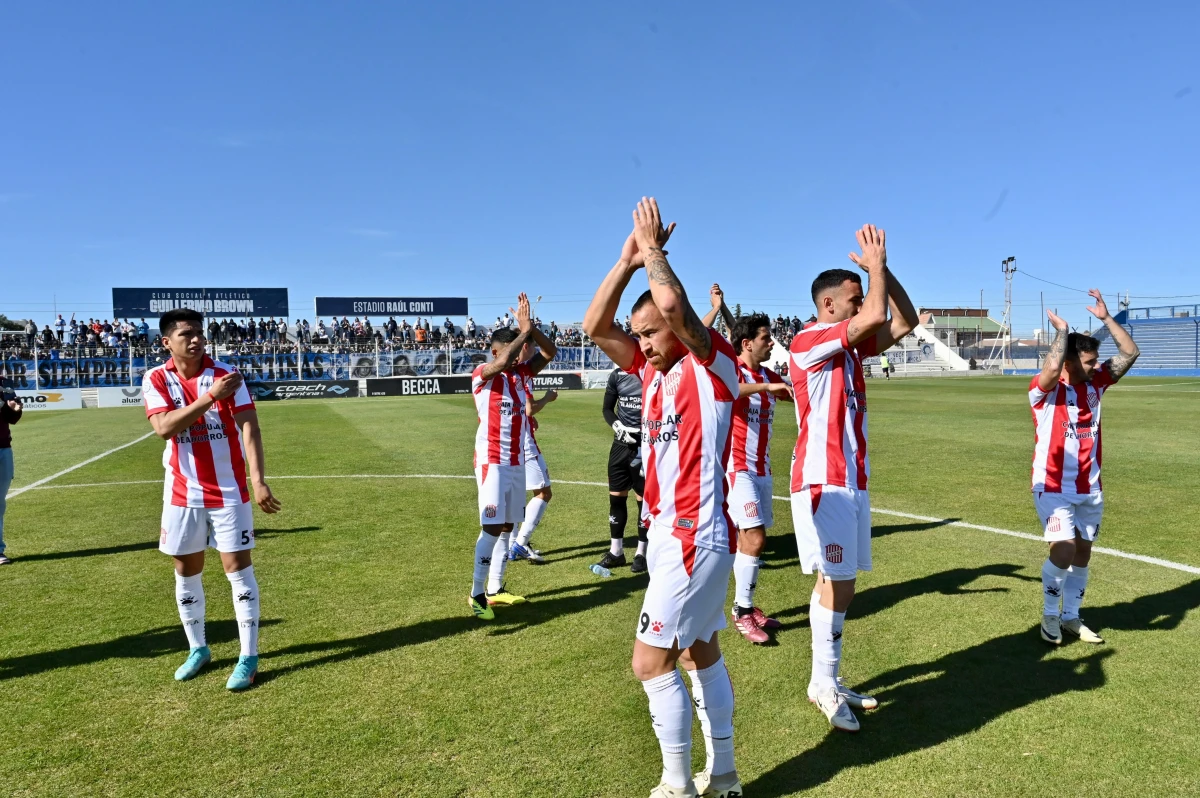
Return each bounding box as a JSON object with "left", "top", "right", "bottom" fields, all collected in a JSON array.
[
  {"left": 697, "top": 329, "right": 739, "bottom": 401},
  {"left": 765, "top": 366, "right": 793, "bottom": 402},
  {"left": 1091, "top": 364, "right": 1117, "bottom": 389},
  {"left": 231, "top": 374, "right": 254, "bottom": 414},
  {"left": 625, "top": 348, "right": 649, "bottom": 381},
  {"left": 472, "top": 364, "right": 487, "bottom": 394},
  {"left": 143, "top": 368, "right": 172, "bottom": 418},
  {"left": 790, "top": 320, "right": 852, "bottom": 370},
  {"left": 1029, "top": 376, "right": 1053, "bottom": 409}
]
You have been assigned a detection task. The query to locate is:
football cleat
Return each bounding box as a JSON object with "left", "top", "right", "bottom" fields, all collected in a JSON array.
[
  {"left": 1040, "top": 614, "right": 1063, "bottom": 645},
  {"left": 1062, "top": 618, "right": 1104, "bottom": 644},
  {"left": 649, "top": 781, "right": 699, "bottom": 798},
  {"left": 173, "top": 646, "right": 212, "bottom": 682},
  {"left": 808, "top": 682, "right": 860, "bottom": 732},
  {"left": 693, "top": 770, "right": 743, "bottom": 798},
  {"left": 631, "top": 553, "right": 648, "bottom": 574},
  {"left": 469, "top": 595, "right": 494, "bottom": 620},
  {"left": 732, "top": 608, "right": 769, "bottom": 644},
  {"left": 0, "top": 554, "right": 12, "bottom": 566},
  {"left": 225, "top": 655, "right": 258, "bottom": 691},
  {"left": 597, "top": 551, "right": 627, "bottom": 569},
  {"left": 509, "top": 542, "right": 546, "bottom": 564},
  {"left": 486, "top": 587, "right": 526, "bottom": 606},
  {"left": 750, "top": 606, "right": 780, "bottom": 630},
  {"left": 836, "top": 677, "right": 878, "bottom": 711}
]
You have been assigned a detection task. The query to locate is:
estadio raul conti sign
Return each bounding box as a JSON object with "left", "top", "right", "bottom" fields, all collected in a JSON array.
[{"left": 314, "top": 297, "right": 468, "bottom": 317}]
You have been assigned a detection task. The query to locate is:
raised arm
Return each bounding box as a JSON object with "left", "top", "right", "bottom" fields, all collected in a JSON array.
[
  {"left": 701, "top": 284, "right": 736, "bottom": 333},
  {"left": 1086, "top": 289, "right": 1139, "bottom": 379},
  {"left": 846, "top": 225, "right": 890, "bottom": 346},
  {"left": 636, "top": 198, "right": 711, "bottom": 361},
  {"left": 480, "top": 294, "right": 534, "bottom": 379},
  {"left": 875, "top": 268, "right": 920, "bottom": 352},
  {"left": 236, "top": 408, "right": 281, "bottom": 514},
  {"left": 148, "top": 371, "right": 243, "bottom": 440},
  {"left": 582, "top": 232, "right": 656, "bottom": 371},
  {"left": 1038, "top": 310, "right": 1070, "bottom": 392},
  {"left": 518, "top": 302, "right": 558, "bottom": 376}
]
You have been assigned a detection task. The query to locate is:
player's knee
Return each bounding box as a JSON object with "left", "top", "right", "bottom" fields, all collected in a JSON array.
[
  {"left": 538, "top": 486, "right": 553, "bottom": 502},
  {"left": 609, "top": 491, "right": 628, "bottom": 498},
  {"left": 738, "top": 527, "right": 767, "bottom": 556},
  {"left": 1048, "top": 540, "right": 1075, "bottom": 568},
  {"left": 1073, "top": 538, "right": 1093, "bottom": 566}
]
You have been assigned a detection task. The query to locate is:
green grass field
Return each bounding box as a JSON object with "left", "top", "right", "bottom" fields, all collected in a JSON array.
[{"left": 3, "top": 376, "right": 1199, "bottom": 797}]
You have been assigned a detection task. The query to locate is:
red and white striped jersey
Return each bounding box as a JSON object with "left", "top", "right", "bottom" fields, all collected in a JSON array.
[
  {"left": 629, "top": 329, "right": 740, "bottom": 559},
  {"left": 143, "top": 356, "right": 255, "bottom": 508},
  {"left": 520, "top": 371, "right": 542, "bottom": 460},
  {"left": 789, "top": 320, "right": 875, "bottom": 492},
  {"left": 1029, "top": 367, "right": 1117, "bottom": 494},
  {"left": 729, "top": 360, "right": 790, "bottom": 478},
  {"left": 471, "top": 362, "right": 532, "bottom": 467}
]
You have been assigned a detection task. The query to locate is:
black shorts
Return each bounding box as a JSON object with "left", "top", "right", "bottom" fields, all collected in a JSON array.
[{"left": 608, "top": 440, "right": 645, "bottom": 494}]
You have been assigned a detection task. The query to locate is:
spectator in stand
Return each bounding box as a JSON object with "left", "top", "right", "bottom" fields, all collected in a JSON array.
[
  {"left": 208, "top": 319, "right": 221, "bottom": 344},
  {"left": 24, "top": 319, "right": 35, "bottom": 348},
  {"left": 443, "top": 317, "right": 454, "bottom": 335},
  {"left": 317, "top": 319, "right": 328, "bottom": 342},
  {"left": 340, "top": 317, "right": 351, "bottom": 342},
  {"left": 267, "top": 317, "right": 278, "bottom": 343},
  {"left": 302, "top": 319, "right": 311, "bottom": 343},
  {"left": 68, "top": 317, "right": 80, "bottom": 346},
  {"left": 139, "top": 319, "right": 150, "bottom": 344},
  {"left": 415, "top": 325, "right": 428, "bottom": 344},
  {"left": 54, "top": 314, "right": 66, "bottom": 342},
  {"left": 258, "top": 318, "right": 268, "bottom": 342},
  {"left": 0, "top": 381, "right": 23, "bottom": 565},
  {"left": 41, "top": 326, "right": 55, "bottom": 348},
  {"left": 465, "top": 316, "right": 476, "bottom": 337}
]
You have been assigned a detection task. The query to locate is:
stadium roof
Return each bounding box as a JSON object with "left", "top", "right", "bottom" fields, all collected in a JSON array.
[{"left": 922, "top": 314, "right": 1004, "bottom": 333}]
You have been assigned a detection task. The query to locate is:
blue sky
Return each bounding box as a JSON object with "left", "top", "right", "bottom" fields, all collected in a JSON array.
[{"left": 2, "top": 2, "right": 1197, "bottom": 339}]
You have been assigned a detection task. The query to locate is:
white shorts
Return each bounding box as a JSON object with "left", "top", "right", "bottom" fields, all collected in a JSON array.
[
  {"left": 1034, "top": 491, "right": 1104, "bottom": 542},
  {"left": 159, "top": 502, "right": 256, "bottom": 556},
  {"left": 476, "top": 463, "right": 526, "bottom": 526},
  {"left": 791, "top": 485, "right": 872, "bottom": 580},
  {"left": 524, "top": 452, "right": 551, "bottom": 491},
  {"left": 727, "top": 471, "right": 774, "bottom": 530},
  {"left": 636, "top": 524, "right": 734, "bottom": 650}
]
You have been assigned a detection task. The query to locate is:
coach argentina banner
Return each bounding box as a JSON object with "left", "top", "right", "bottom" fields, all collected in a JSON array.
[
  {"left": 314, "top": 297, "right": 468, "bottom": 317},
  {"left": 249, "top": 381, "right": 358, "bottom": 400},
  {"left": 113, "top": 288, "right": 289, "bottom": 318}
]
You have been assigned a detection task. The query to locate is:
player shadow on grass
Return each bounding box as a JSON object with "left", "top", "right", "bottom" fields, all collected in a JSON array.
[
  {"left": 16, "top": 527, "right": 322, "bottom": 563},
  {"left": 769, "top": 563, "right": 1039, "bottom": 634},
  {"left": 253, "top": 574, "right": 648, "bottom": 685},
  {"left": 0, "top": 619, "right": 282, "bottom": 681},
  {"left": 758, "top": 519, "right": 959, "bottom": 572},
  {"left": 746, "top": 578, "right": 1200, "bottom": 797}
]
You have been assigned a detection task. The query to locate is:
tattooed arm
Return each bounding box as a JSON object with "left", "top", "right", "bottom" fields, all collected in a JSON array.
[
  {"left": 700, "top": 284, "right": 736, "bottom": 332},
  {"left": 1038, "top": 310, "right": 1070, "bottom": 392},
  {"left": 480, "top": 293, "right": 533, "bottom": 379},
  {"left": 1086, "top": 289, "right": 1140, "bottom": 379},
  {"left": 875, "top": 267, "right": 920, "bottom": 351},
  {"left": 845, "top": 224, "right": 890, "bottom": 346},
  {"left": 634, "top": 197, "right": 712, "bottom": 360}
]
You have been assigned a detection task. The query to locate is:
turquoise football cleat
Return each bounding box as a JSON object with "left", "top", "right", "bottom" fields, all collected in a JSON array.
[
  {"left": 174, "top": 646, "right": 212, "bottom": 682},
  {"left": 225, "top": 655, "right": 259, "bottom": 691}
]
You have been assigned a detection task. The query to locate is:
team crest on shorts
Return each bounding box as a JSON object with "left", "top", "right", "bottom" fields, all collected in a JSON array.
[
  {"left": 484, "top": 504, "right": 497, "bottom": 519},
  {"left": 825, "top": 543, "right": 844, "bottom": 564},
  {"left": 744, "top": 502, "right": 759, "bottom": 519},
  {"left": 1047, "top": 516, "right": 1061, "bottom": 533},
  {"left": 650, "top": 620, "right": 664, "bottom": 635}
]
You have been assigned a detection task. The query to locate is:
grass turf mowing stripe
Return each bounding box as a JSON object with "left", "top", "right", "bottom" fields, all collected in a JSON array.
[
  {"left": 18, "top": 471, "right": 1200, "bottom": 575},
  {"left": 4, "top": 431, "right": 157, "bottom": 499}
]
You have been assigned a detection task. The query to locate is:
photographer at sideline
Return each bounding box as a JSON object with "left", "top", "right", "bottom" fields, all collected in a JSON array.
[{"left": 0, "top": 383, "right": 23, "bottom": 565}]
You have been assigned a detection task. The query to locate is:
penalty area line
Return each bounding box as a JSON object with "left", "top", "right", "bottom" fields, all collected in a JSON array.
[{"left": 15, "top": 471, "right": 1198, "bottom": 575}]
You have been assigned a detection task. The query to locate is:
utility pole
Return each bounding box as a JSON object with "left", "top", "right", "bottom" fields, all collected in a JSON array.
[{"left": 1001, "top": 257, "right": 1017, "bottom": 366}]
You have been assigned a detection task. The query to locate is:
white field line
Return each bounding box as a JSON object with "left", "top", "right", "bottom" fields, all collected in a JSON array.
[
  {"left": 17, "top": 470, "right": 1200, "bottom": 576},
  {"left": 5, "top": 432, "right": 158, "bottom": 499}
]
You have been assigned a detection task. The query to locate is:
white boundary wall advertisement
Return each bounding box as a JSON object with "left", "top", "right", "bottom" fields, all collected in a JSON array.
[
  {"left": 97, "top": 387, "right": 145, "bottom": 408},
  {"left": 16, "top": 388, "right": 83, "bottom": 411}
]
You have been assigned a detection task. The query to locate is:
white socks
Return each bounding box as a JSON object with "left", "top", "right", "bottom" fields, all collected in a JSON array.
[
  {"left": 641, "top": 670, "right": 693, "bottom": 789},
  {"left": 610, "top": 537, "right": 624, "bottom": 557},
  {"left": 1062, "top": 565, "right": 1089, "bottom": 621},
  {"left": 226, "top": 566, "right": 260, "bottom": 657},
  {"left": 516, "top": 497, "right": 548, "bottom": 546},
  {"left": 686, "top": 658, "right": 736, "bottom": 777},
  {"left": 487, "top": 531, "right": 511, "bottom": 594},
  {"left": 809, "top": 591, "right": 845, "bottom": 690},
  {"left": 472, "top": 531, "right": 494, "bottom": 596},
  {"left": 175, "top": 572, "right": 206, "bottom": 649},
  {"left": 636, "top": 539, "right": 648, "bottom": 557},
  {"left": 732, "top": 552, "right": 760, "bottom": 610},
  {"left": 1042, "top": 559, "right": 1069, "bottom": 616}
]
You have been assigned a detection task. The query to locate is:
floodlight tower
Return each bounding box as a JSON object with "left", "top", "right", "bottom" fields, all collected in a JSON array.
[{"left": 1001, "top": 257, "right": 1017, "bottom": 366}]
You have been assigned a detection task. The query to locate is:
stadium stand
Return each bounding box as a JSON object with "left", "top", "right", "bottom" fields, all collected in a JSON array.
[{"left": 1096, "top": 306, "right": 1200, "bottom": 370}]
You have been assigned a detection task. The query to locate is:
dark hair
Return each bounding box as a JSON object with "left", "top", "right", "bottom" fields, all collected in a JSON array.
[
  {"left": 630, "top": 289, "right": 656, "bottom": 316},
  {"left": 490, "top": 328, "right": 519, "bottom": 346},
  {"left": 731, "top": 313, "right": 771, "bottom": 352},
  {"left": 159, "top": 308, "right": 204, "bottom": 337},
  {"left": 811, "top": 269, "right": 862, "bottom": 305},
  {"left": 1068, "top": 332, "right": 1100, "bottom": 356}
]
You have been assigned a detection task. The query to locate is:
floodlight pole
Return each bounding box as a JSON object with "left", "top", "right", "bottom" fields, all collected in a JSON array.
[{"left": 1001, "top": 257, "right": 1017, "bottom": 366}]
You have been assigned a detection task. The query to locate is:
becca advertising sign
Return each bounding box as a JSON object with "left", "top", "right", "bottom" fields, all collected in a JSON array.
[
  {"left": 249, "top": 381, "right": 359, "bottom": 401},
  {"left": 97, "top": 387, "right": 145, "bottom": 408},
  {"left": 15, "top": 388, "right": 83, "bottom": 411},
  {"left": 365, "top": 376, "right": 472, "bottom": 396}
]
